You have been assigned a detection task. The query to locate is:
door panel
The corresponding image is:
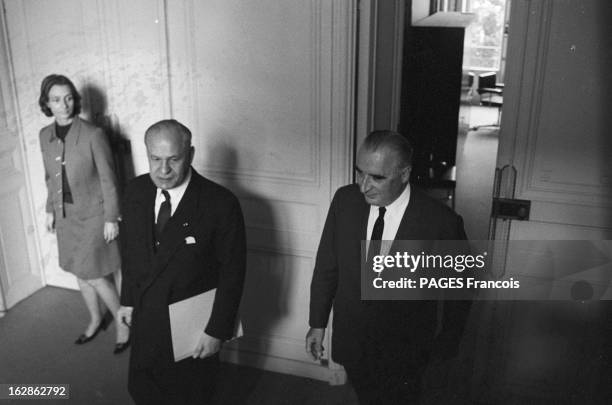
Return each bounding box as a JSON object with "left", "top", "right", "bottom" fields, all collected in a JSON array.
[
  {"left": 4, "top": 0, "right": 172, "bottom": 289},
  {"left": 4, "top": 0, "right": 356, "bottom": 382},
  {"left": 474, "top": 0, "right": 612, "bottom": 402},
  {"left": 0, "top": 8, "right": 43, "bottom": 313},
  {"left": 166, "top": 0, "right": 355, "bottom": 381}
]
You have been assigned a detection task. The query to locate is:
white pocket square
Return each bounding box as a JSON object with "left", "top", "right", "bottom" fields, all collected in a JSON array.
[{"left": 185, "top": 236, "right": 196, "bottom": 245}]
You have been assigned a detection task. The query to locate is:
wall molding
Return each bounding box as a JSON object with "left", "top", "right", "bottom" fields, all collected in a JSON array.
[
  {"left": 0, "top": 0, "right": 45, "bottom": 291},
  {"left": 247, "top": 245, "right": 316, "bottom": 260},
  {"left": 179, "top": 0, "right": 323, "bottom": 187},
  {"left": 503, "top": 0, "right": 611, "bottom": 212},
  {"left": 221, "top": 346, "right": 346, "bottom": 383},
  {"left": 389, "top": 0, "right": 405, "bottom": 130}
]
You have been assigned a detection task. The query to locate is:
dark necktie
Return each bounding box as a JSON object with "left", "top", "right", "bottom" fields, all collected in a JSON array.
[
  {"left": 367, "top": 206, "right": 386, "bottom": 263},
  {"left": 155, "top": 190, "right": 171, "bottom": 241}
]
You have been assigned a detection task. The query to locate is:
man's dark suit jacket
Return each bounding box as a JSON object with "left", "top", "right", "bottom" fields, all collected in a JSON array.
[
  {"left": 309, "top": 184, "right": 468, "bottom": 365},
  {"left": 120, "top": 169, "right": 246, "bottom": 371}
]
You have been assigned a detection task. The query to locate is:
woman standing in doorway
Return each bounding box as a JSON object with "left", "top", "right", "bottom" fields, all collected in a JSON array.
[{"left": 38, "top": 74, "right": 129, "bottom": 354}]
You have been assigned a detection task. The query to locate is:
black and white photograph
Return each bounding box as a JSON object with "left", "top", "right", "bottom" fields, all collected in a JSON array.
[{"left": 0, "top": 0, "right": 611, "bottom": 403}]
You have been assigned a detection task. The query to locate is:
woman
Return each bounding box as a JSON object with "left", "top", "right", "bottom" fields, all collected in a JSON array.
[{"left": 38, "top": 74, "right": 129, "bottom": 354}]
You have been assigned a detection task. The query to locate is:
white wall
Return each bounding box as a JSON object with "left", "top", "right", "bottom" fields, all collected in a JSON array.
[
  {"left": 4, "top": 0, "right": 356, "bottom": 382},
  {"left": 0, "top": 8, "right": 44, "bottom": 314},
  {"left": 5, "top": 0, "right": 172, "bottom": 288},
  {"left": 412, "top": 0, "right": 431, "bottom": 23}
]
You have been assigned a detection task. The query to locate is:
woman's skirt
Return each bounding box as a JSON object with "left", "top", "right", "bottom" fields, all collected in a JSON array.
[{"left": 55, "top": 210, "right": 120, "bottom": 280}]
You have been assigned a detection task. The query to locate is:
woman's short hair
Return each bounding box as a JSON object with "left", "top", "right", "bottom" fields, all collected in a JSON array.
[{"left": 38, "top": 74, "right": 82, "bottom": 117}]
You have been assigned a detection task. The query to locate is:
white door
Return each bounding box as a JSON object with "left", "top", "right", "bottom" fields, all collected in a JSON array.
[
  {"left": 0, "top": 9, "right": 43, "bottom": 315},
  {"left": 3, "top": 0, "right": 174, "bottom": 290},
  {"left": 473, "top": 0, "right": 612, "bottom": 401},
  {"left": 165, "top": 0, "right": 356, "bottom": 383}
]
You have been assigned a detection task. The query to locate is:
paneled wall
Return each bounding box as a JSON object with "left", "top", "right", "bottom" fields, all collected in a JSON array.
[
  {"left": 3, "top": 0, "right": 355, "bottom": 381},
  {"left": 473, "top": 0, "right": 612, "bottom": 401},
  {"left": 5, "top": 0, "right": 171, "bottom": 288},
  {"left": 166, "top": 0, "right": 355, "bottom": 381},
  {"left": 0, "top": 8, "right": 43, "bottom": 315}
]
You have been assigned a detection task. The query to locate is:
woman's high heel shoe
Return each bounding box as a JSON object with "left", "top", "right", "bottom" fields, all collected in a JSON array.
[{"left": 74, "top": 317, "right": 109, "bottom": 345}]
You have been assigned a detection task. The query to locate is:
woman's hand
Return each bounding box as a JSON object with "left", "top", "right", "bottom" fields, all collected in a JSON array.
[
  {"left": 104, "top": 221, "right": 119, "bottom": 243},
  {"left": 46, "top": 212, "right": 55, "bottom": 233}
]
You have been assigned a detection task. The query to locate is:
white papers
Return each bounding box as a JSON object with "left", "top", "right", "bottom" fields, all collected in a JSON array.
[{"left": 169, "top": 288, "right": 243, "bottom": 362}]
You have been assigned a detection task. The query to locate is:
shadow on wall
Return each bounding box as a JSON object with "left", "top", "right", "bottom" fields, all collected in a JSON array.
[
  {"left": 80, "top": 84, "right": 135, "bottom": 193},
  {"left": 203, "top": 138, "right": 290, "bottom": 398}
]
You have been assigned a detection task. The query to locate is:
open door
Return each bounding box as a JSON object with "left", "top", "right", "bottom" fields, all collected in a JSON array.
[
  {"left": 0, "top": 7, "right": 44, "bottom": 315},
  {"left": 474, "top": 0, "right": 612, "bottom": 401}
]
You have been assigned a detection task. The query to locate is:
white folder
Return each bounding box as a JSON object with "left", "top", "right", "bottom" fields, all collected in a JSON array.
[{"left": 168, "top": 288, "right": 243, "bottom": 362}]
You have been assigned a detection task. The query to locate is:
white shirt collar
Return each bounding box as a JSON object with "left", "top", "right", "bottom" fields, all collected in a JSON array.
[
  {"left": 366, "top": 183, "right": 411, "bottom": 254},
  {"left": 155, "top": 168, "right": 192, "bottom": 218},
  {"left": 383, "top": 182, "right": 411, "bottom": 219}
]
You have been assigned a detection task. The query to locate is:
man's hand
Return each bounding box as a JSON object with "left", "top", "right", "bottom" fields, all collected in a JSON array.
[
  {"left": 117, "top": 306, "right": 133, "bottom": 327},
  {"left": 46, "top": 212, "right": 55, "bottom": 233},
  {"left": 193, "top": 332, "right": 222, "bottom": 359},
  {"left": 305, "top": 327, "right": 325, "bottom": 361},
  {"left": 103, "top": 221, "right": 119, "bottom": 243}
]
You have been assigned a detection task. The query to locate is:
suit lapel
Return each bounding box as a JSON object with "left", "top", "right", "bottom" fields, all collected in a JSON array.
[
  {"left": 142, "top": 172, "right": 202, "bottom": 292},
  {"left": 395, "top": 190, "right": 422, "bottom": 240},
  {"left": 387, "top": 188, "right": 423, "bottom": 258},
  {"left": 162, "top": 172, "right": 201, "bottom": 243},
  {"left": 63, "top": 117, "right": 81, "bottom": 159},
  {"left": 360, "top": 201, "right": 370, "bottom": 240},
  {"left": 66, "top": 116, "right": 82, "bottom": 148},
  {"left": 143, "top": 181, "right": 157, "bottom": 261},
  {"left": 62, "top": 117, "right": 82, "bottom": 185},
  {"left": 360, "top": 186, "right": 420, "bottom": 243},
  {"left": 45, "top": 125, "right": 62, "bottom": 171},
  {"left": 48, "top": 122, "right": 57, "bottom": 142},
  {"left": 354, "top": 193, "right": 369, "bottom": 265}
]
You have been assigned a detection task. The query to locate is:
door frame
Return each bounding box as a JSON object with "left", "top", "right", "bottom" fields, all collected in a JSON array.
[
  {"left": 0, "top": 1, "right": 46, "bottom": 314},
  {"left": 355, "top": 0, "right": 405, "bottom": 147}
]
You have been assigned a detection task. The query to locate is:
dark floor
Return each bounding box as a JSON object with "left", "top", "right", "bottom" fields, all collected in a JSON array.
[{"left": 0, "top": 287, "right": 358, "bottom": 405}]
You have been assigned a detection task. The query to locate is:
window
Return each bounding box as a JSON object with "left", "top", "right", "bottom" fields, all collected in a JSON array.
[{"left": 462, "top": 0, "right": 508, "bottom": 71}]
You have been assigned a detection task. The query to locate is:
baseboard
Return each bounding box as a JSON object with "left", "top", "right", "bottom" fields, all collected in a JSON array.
[{"left": 220, "top": 347, "right": 347, "bottom": 385}]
